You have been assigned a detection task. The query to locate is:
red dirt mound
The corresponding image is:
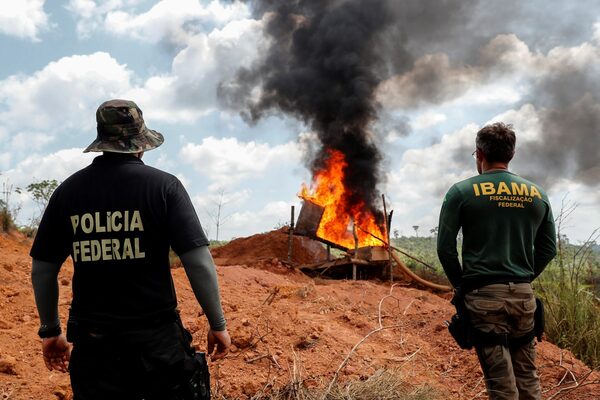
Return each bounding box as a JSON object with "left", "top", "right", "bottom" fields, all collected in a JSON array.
[
  {"left": 211, "top": 228, "right": 327, "bottom": 266},
  {"left": 2, "top": 232, "right": 600, "bottom": 399}
]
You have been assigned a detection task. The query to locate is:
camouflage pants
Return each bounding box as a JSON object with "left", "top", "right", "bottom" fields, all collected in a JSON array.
[{"left": 464, "top": 283, "right": 540, "bottom": 400}]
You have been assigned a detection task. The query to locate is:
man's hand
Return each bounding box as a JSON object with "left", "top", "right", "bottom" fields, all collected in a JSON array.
[
  {"left": 42, "top": 334, "right": 71, "bottom": 372},
  {"left": 207, "top": 329, "right": 231, "bottom": 360}
]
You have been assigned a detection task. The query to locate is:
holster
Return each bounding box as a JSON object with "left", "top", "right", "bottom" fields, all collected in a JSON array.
[
  {"left": 534, "top": 297, "right": 544, "bottom": 342},
  {"left": 175, "top": 352, "right": 211, "bottom": 400},
  {"left": 447, "top": 292, "right": 474, "bottom": 350},
  {"left": 173, "top": 316, "right": 211, "bottom": 400}
]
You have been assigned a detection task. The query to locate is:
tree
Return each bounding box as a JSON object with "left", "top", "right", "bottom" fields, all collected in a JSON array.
[
  {"left": 393, "top": 229, "right": 399, "bottom": 240},
  {"left": 205, "top": 188, "right": 232, "bottom": 242},
  {"left": 1, "top": 179, "right": 21, "bottom": 232},
  {"left": 430, "top": 226, "right": 439, "bottom": 237},
  {"left": 26, "top": 179, "right": 60, "bottom": 226},
  {"left": 412, "top": 225, "right": 419, "bottom": 237}
]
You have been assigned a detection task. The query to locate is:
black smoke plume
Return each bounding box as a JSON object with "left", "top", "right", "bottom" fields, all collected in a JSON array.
[
  {"left": 218, "top": 0, "right": 475, "bottom": 217},
  {"left": 220, "top": 0, "right": 394, "bottom": 217}
]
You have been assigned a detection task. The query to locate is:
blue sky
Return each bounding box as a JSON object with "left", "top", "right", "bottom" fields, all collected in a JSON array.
[{"left": 1, "top": 1, "right": 599, "bottom": 243}]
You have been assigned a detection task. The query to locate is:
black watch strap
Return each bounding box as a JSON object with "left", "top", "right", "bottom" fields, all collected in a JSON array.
[{"left": 38, "top": 325, "right": 62, "bottom": 338}]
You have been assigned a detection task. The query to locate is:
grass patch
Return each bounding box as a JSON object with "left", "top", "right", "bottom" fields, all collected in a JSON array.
[
  {"left": 216, "top": 368, "right": 438, "bottom": 400},
  {"left": 536, "top": 229, "right": 600, "bottom": 369}
]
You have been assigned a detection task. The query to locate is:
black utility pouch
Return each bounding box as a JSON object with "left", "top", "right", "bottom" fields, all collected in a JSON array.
[
  {"left": 447, "top": 291, "right": 474, "bottom": 350},
  {"left": 176, "top": 352, "right": 210, "bottom": 400},
  {"left": 66, "top": 315, "right": 80, "bottom": 343},
  {"left": 534, "top": 297, "right": 545, "bottom": 342},
  {"left": 448, "top": 312, "right": 474, "bottom": 350}
]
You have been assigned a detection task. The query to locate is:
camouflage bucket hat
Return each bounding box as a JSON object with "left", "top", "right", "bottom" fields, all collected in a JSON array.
[{"left": 83, "top": 99, "right": 164, "bottom": 153}]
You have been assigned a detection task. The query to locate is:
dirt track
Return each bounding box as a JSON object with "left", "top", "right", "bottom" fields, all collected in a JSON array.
[{"left": 1, "top": 230, "right": 599, "bottom": 399}]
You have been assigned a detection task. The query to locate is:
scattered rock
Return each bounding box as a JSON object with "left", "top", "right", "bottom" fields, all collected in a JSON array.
[
  {"left": 54, "top": 388, "right": 69, "bottom": 400},
  {"left": 0, "top": 319, "right": 13, "bottom": 330},
  {"left": 0, "top": 355, "right": 18, "bottom": 375},
  {"left": 232, "top": 331, "right": 254, "bottom": 349},
  {"left": 242, "top": 381, "right": 259, "bottom": 396}
]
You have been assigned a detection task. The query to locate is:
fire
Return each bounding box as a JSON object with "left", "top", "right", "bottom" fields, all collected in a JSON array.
[{"left": 299, "top": 149, "right": 386, "bottom": 249}]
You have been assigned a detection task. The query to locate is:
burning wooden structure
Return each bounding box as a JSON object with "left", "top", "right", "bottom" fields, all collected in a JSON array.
[
  {"left": 293, "top": 199, "right": 391, "bottom": 280},
  {"left": 290, "top": 149, "right": 451, "bottom": 291}
]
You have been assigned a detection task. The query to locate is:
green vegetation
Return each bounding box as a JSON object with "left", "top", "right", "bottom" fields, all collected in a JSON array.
[
  {"left": 0, "top": 180, "right": 20, "bottom": 232},
  {"left": 0, "top": 178, "right": 61, "bottom": 234},
  {"left": 535, "top": 230, "right": 600, "bottom": 368},
  {"left": 391, "top": 236, "right": 450, "bottom": 286}
]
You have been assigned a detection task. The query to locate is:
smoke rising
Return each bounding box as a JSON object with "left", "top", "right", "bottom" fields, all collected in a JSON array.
[
  {"left": 218, "top": 0, "right": 478, "bottom": 216},
  {"left": 521, "top": 75, "right": 600, "bottom": 188},
  {"left": 219, "top": 0, "right": 600, "bottom": 209},
  {"left": 219, "top": 0, "right": 395, "bottom": 216}
]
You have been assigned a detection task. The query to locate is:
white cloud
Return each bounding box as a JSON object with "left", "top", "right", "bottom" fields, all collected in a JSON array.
[
  {"left": 412, "top": 112, "right": 447, "bottom": 130},
  {"left": 0, "top": 0, "right": 50, "bottom": 41},
  {"left": 10, "top": 131, "right": 55, "bottom": 151},
  {"left": 180, "top": 136, "right": 301, "bottom": 185},
  {"left": 67, "top": 0, "right": 264, "bottom": 121},
  {"left": 1, "top": 148, "right": 96, "bottom": 225},
  {"left": 122, "top": 16, "right": 265, "bottom": 122},
  {"left": 3, "top": 148, "right": 94, "bottom": 185},
  {"left": 0, "top": 152, "right": 11, "bottom": 170},
  {"left": 104, "top": 0, "right": 249, "bottom": 45},
  {"left": 594, "top": 21, "right": 600, "bottom": 44},
  {"left": 0, "top": 52, "right": 133, "bottom": 132},
  {"left": 67, "top": 0, "right": 143, "bottom": 38},
  {"left": 546, "top": 180, "right": 600, "bottom": 243},
  {"left": 219, "top": 200, "right": 295, "bottom": 240}
]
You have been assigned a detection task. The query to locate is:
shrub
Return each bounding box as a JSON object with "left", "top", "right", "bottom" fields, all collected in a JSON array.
[{"left": 535, "top": 231, "right": 600, "bottom": 368}]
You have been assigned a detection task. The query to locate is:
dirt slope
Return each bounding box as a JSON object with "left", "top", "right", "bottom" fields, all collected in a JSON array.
[{"left": 1, "top": 231, "right": 599, "bottom": 399}]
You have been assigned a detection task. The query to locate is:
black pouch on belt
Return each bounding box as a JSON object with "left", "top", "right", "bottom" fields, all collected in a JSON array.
[
  {"left": 175, "top": 352, "right": 210, "bottom": 400},
  {"left": 534, "top": 297, "right": 545, "bottom": 342},
  {"left": 446, "top": 291, "right": 474, "bottom": 350},
  {"left": 173, "top": 314, "right": 211, "bottom": 400}
]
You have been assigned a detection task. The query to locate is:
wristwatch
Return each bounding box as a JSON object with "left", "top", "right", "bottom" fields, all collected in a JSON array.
[{"left": 38, "top": 325, "right": 62, "bottom": 338}]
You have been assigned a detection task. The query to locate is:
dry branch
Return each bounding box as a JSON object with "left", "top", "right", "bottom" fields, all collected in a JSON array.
[{"left": 323, "top": 284, "right": 412, "bottom": 398}]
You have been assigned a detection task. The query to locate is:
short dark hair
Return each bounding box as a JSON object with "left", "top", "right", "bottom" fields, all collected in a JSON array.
[{"left": 476, "top": 122, "right": 516, "bottom": 163}]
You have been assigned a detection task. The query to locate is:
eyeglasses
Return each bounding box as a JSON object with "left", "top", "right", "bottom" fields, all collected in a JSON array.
[{"left": 472, "top": 150, "right": 477, "bottom": 159}]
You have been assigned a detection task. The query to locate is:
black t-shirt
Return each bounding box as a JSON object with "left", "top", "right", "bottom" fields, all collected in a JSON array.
[{"left": 30, "top": 153, "right": 209, "bottom": 327}]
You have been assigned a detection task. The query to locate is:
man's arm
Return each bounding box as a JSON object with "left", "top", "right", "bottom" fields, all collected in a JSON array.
[
  {"left": 179, "top": 246, "right": 230, "bottom": 359},
  {"left": 533, "top": 203, "right": 557, "bottom": 278},
  {"left": 31, "top": 259, "right": 70, "bottom": 372},
  {"left": 31, "top": 259, "right": 62, "bottom": 333},
  {"left": 437, "top": 185, "right": 463, "bottom": 289}
]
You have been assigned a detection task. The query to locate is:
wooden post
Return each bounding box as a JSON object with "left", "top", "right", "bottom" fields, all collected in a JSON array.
[
  {"left": 287, "top": 205, "right": 295, "bottom": 262},
  {"left": 382, "top": 194, "right": 393, "bottom": 283},
  {"left": 352, "top": 219, "right": 358, "bottom": 280}
]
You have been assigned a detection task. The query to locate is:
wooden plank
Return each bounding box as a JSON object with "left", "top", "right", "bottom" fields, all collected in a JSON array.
[
  {"left": 295, "top": 200, "right": 324, "bottom": 238},
  {"left": 353, "top": 246, "right": 390, "bottom": 262}
]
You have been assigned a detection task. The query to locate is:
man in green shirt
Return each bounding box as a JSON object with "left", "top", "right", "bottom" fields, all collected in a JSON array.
[{"left": 437, "top": 122, "right": 557, "bottom": 400}]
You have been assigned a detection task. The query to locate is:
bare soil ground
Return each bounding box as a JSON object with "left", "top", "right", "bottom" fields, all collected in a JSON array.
[{"left": 1, "top": 230, "right": 599, "bottom": 399}]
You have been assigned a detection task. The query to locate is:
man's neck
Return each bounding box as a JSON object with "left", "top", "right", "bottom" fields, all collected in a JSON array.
[{"left": 482, "top": 161, "right": 509, "bottom": 172}]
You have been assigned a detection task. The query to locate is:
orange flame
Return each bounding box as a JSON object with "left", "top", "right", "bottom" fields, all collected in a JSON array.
[{"left": 299, "top": 149, "right": 386, "bottom": 249}]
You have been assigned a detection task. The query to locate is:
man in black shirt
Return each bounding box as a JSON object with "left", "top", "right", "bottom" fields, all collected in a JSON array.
[{"left": 31, "top": 99, "right": 230, "bottom": 399}]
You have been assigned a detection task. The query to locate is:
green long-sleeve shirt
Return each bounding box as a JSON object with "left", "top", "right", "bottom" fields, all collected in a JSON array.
[{"left": 437, "top": 170, "right": 557, "bottom": 292}]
